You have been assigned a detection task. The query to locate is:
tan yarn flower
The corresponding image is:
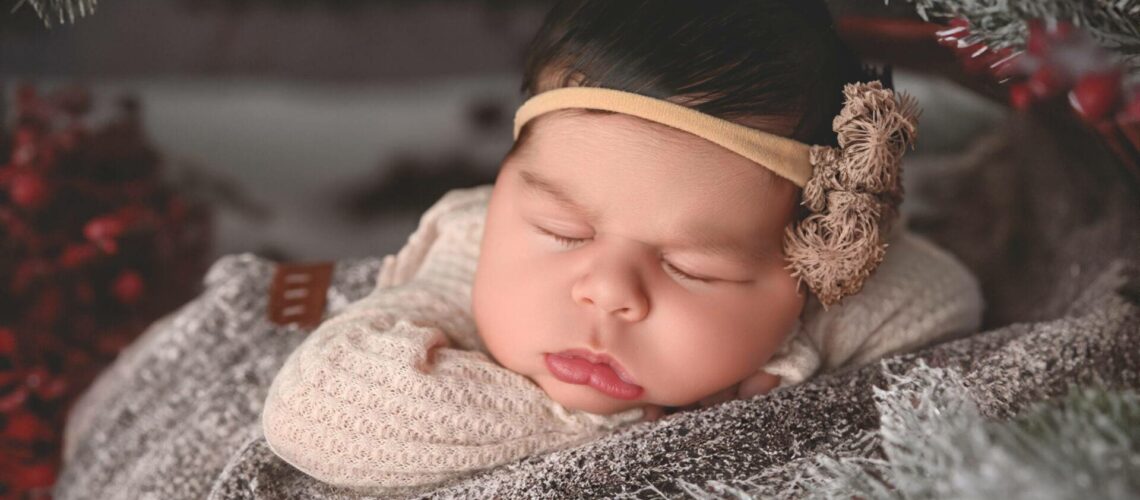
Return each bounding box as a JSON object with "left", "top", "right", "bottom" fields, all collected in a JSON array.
[{"left": 783, "top": 81, "right": 921, "bottom": 307}]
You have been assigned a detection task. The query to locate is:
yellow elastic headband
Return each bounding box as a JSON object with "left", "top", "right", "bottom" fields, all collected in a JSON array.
[{"left": 513, "top": 86, "right": 813, "bottom": 187}]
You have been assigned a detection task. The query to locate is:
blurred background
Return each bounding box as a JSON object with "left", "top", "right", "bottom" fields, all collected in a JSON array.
[
  {"left": 1, "top": 0, "right": 1002, "bottom": 263},
  {"left": 2, "top": 0, "right": 556, "bottom": 263},
  {"left": 7, "top": 0, "right": 1140, "bottom": 498}
]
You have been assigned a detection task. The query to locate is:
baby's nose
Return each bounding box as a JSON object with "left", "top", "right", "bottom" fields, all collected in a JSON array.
[{"left": 570, "top": 265, "right": 649, "bottom": 322}]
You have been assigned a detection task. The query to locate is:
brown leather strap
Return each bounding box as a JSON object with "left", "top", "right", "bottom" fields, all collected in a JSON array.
[{"left": 267, "top": 261, "right": 335, "bottom": 329}]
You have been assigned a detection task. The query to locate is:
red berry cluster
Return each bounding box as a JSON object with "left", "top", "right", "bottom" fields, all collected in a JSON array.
[
  {"left": 0, "top": 84, "right": 213, "bottom": 499},
  {"left": 939, "top": 17, "right": 1140, "bottom": 123}
]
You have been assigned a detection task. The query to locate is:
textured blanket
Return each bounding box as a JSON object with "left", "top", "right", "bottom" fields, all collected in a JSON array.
[{"left": 53, "top": 111, "right": 1140, "bottom": 498}]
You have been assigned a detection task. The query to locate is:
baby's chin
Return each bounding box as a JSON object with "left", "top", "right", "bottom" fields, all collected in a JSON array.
[{"left": 531, "top": 373, "right": 647, "bottom": 415}]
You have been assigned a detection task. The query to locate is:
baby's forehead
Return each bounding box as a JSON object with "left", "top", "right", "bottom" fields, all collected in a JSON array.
[{"left": 519, "top": 112, "right": 786, "bottom": 191}]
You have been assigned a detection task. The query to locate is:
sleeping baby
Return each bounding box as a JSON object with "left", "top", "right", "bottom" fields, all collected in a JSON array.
[{"left": 260, "top": 0, "right": 984, "bottom": 495}]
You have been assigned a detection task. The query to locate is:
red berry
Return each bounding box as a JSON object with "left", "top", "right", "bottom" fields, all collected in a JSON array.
[
  {"left": 115, "top": 205, "right": 142, "bottom": 225},
  {"left": 1119, "top": 92, "right": 1140, "bottom": 122},
  {"left": 30, "top": 374, "right": 67, "bottom": 401},
  {"left": 28, "top": 289, "right": 63, "bottom": 326},
  {"left": 0, "top": 371, "right": 18, "bottom": 390},
  {"left": 95, "top": 329, "right": 132, "bottom": 355},
  {"left": 1069, "top": 71, "right": 1123, "bottom": 123},
  {"left": 64, "top": 350, "right": 92, "bottom": 371},
  {"left": 8, "top": 173, "right": 53, "bottom": 211},
  {"left": 58, "top": 243, "right": 101, "bottom": 270},
  {"left": 962, "top": 46, "right": 1017, "bottom": 77},
  {"left": 4, "top": 410, "right": 54, "bottom": 442},
  {"left": 1009, "top": 83, "right": 1035, "bottom": 111},
  {"left": 0, "top": 208, "right": 33, "bottom": 241},
  {"left": 987, "top": 47, "right": 1020, "bottom": 78},
  {"left": 1028, "top": 65, "right": 1067, "bottom": 99},
  {"left": 73, "top": 282, "right": 96, "bottom": 306},
  {"left": 952, "top": 38, "right": 982, "bottom": 58},
  {"left": 112, "top": 270, "right": 145, "bottom": 305},
  {"left": 0, "top": 384, "right": 28, "bottom": 412},
  {"left": 10, "top": 144, "right": 36, "bottom": 167},
  {"left": 23, "top": 367, "right": 48, "bottom": 391},
  {"left": 84, "top": 215, "right": 128, "bottom": 253},
  {"left": 97, "top": 239, "right": 119, "bottom": 254},
  {"left": 83, "top": 215, "right": 127, "bottom": 241},
  {"left": 936, "top": 18, "right": 969, "bottom": 48},
  {"left": 13, "top": 128, "right": 38, "bottom": 148},
  {"left": 0, "top": 334, "right": 17, "bottom": 387},
  {"left": 10, "top": 259, "right": 51, "bottom": 295},
  {"left": 1026, "top": 19, "right": 1048, "bottom": 55},
  {"left": 958, "top": 46, "right": 987, "bottom": 74},
  {"left": 56, "top": 126, "right": 85, "bottom": 151},
  {"left": 33, "top": 144, "right": 58, "bottom": 172},
  {"left": 0, "top": 328, "right": 15, "bottom": 355},
  {"left": 8, "top": 462, "right": 56, "bottom": 490}
]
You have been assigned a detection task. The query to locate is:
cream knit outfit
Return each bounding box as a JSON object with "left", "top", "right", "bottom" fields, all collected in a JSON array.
[{"left": 260, "top": 184, "right": 984, "bottom": 495}]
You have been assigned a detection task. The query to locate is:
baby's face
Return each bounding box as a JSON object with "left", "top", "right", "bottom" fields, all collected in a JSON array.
[{"left": 471, "top": 110, "right": 805, "bottom": 415}]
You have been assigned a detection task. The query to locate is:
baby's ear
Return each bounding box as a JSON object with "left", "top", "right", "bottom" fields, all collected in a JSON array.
[{"left": 737, "top": 370, "right": 781, "bottom": 400}]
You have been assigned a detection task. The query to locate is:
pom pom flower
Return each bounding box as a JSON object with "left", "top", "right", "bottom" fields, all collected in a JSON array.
[{"left": 783, "top": 81, "right": 921, "bottom": 307}]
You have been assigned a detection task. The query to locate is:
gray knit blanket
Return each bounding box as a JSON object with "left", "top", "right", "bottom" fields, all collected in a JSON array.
[{"left": 53, "top": 114, "right": 1140, "bottom": 498}]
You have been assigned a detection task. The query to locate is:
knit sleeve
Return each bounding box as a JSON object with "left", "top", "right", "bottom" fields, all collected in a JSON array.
[
  {"left": 260, "top": 186, "right": 644, "bottom": 495},
  {"left": 762, "top": 231, "right": 984, "bottom": 385}
]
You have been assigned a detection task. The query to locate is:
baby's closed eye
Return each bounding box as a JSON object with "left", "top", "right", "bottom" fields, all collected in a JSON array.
[{"left": 532, "top": 225, "right": 720, "bottom": 283}]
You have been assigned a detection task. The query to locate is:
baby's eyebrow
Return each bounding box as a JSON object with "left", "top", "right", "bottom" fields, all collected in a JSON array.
[
  {"left": 517, "top": 168, "right": 770, "bottom": 263},
  {"left": 676, "top": 226, "right": 772, "bottom": 263},
  {"left": 517, "top": 168, "right": 602, "bottom": 223}
]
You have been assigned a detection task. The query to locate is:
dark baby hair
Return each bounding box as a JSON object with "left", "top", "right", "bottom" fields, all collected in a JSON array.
[{"left": 517, "top": 0, "right": 885, "bottom": 148}]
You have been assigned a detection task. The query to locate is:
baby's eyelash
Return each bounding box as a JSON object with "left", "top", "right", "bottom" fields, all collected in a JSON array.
[
  {"left": 663, "top": 261, "right": 712, "bottom": 283},
  {"left": 536, "top": 226, "right": 590, "bottom": 247},
  {"left": 537, "top": 226, "right": 713, "bottom": 283}
]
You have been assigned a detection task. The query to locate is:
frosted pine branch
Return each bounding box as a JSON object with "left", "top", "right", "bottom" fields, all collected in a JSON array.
[
  {"left": 662, "top": 361, "right": 1140, "bottom": 499},
  {"left": 800, "top": 363, "right": 1140, "bottom": 499},
  {"left": 889, "top": 0, "right": 1140, "bottom": 75},
  {"left": 11, "top": 0, "right": 97, "bottom": 27}
]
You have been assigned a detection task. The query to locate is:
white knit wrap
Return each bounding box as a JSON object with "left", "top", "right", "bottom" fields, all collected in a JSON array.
[{"left": 260, "top": 184, "right": 983, "bottom": 495}]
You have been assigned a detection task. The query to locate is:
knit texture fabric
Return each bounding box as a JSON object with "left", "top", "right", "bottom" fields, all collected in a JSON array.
[{"left": 259, "top": 183, "right": 983, "bottom": 494}]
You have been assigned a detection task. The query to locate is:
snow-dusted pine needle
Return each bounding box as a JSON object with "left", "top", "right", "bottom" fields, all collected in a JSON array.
[{"left": 11, "top": 0, "right": 97, "bottom": 28}]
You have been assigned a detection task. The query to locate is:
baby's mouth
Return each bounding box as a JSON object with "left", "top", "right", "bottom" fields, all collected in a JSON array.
[{"left": 543, "top": 350, "right": 643, "bottom": 400}]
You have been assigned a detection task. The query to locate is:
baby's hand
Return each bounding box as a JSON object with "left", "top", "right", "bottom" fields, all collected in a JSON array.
[
  {"left": 640, "top": 404, "right": 665, "bottom": 422},
  {"left": 736, "top": 370, "right": 781, "bottom": 400}
]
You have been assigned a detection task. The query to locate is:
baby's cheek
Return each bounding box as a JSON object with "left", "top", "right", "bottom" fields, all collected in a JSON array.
[
  {"left": 473, "top": 283, "right": 520, "bottom": 366},
  {"left": 473, "top": 245, "right": 548, "bottom": 374},
  {"left": 649, "top": 304, "right": 774, "bottom": 405}
]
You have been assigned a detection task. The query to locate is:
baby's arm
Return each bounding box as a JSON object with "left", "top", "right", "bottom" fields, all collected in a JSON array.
[
  {"left": 760, "top": 231, "right": 984, "bottom": 387},
  {"left": 260, "top": 188, "right": 643, "bottom": 495},
  {"left": 261, "top": 284, "right": 642, "bottom": 495}
]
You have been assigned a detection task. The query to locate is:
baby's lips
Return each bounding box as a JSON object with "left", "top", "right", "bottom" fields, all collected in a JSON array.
[
  {"left": 553, "top": 348, "right": 639, "bottom": 385},
  {"left": 544, "top": 353, "right": 644, "bottom": 400}
]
